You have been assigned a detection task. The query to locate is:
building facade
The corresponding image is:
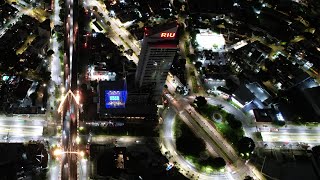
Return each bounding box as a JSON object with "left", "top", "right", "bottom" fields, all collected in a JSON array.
[{"left": 135, "top": 23, "right": 179, "bottom": 103}]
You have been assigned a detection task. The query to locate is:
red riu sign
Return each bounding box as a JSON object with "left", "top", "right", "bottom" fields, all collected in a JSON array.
[{"left": 160, "top": 32, "right": 176, "bottom": 38}]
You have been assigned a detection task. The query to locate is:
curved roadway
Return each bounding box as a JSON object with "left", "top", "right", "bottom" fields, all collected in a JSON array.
[{"left": 161, "top": 107, "right": 229, "bottom": 180}]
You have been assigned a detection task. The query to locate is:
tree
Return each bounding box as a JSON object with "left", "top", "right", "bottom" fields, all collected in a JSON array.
[
  {"left": 226, "top": 113, "right": 242, "bottom": 129},
  {"left": 118, "top": 45, "right": 124, "bottom": 50},
  {"left": 244, "top": 176, "right": 253, "bottom": 180},
  {"left": 126, "top": 49, "right": 133, "bottom": 56},
  {"left": 212, "top": 157, "right": 226, "bottom": 169},
  {"left": 194, "top": 96, "right": 207, "bottom": 108},
  {"left": 217, "top": 104, "right": 223, "bottom": 110},
  {"left": 187, "top": 54, "right": 197, "bottom": 62},
  {"left": 46, "top": 49, "right": 54, "bottom": 56},
  {"left": 201, "top": 157, "right": 226, "bottom": 169},
  {"left": 57, "top": 32, "right": 64, "bottom": 42},
  {"left": 312, "top": 145, "right": 320, "bottom": 156},
  {"left": 237, "top": 137, "right": 255, "bottom": 155},
  {"left": 227, "top": 118, "right": 242, "bottom": 129},
  {"left": 40, "top": 70, "right": 51, "bottom": 82},
  {"left": 195, "top": 61, "right": 202, "bottom": 69},
  {"left": 176, "top": 121, "right": 206, "bottom": 156}
]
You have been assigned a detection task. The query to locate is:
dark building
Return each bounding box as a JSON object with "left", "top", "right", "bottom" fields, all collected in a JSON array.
[
  {"left": 0, "top": 142, "right": 48, "bottom": 179},
  {"left": 188, "top": 0, "right": 234, "bottom": 14},
  {"left": 278, "top": 86, "right": 320, "bottom": 122}
]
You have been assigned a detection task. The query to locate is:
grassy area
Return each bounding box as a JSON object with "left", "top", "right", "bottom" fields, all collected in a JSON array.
[
  {"left": 197, "top": 104, "right": 227, "bottom": 120},
  {"left": 16, "top": 35, "right": 36, "bottom": 55},
  {"left": 173, "top": 116, "right": 183, "bottom": 139},
  {"left": 196, "top": 104, "right": 244, "bottom": 150},
  {"left": 228, "top": 100, "right": 242, "bottom": 110},
  {"left": 190, "top": 76, "right": 198, "bottom": 93},
  {"left": 184, "top": 41, "right": 190, "bottom": 55},
  {"left": 254, "top": 132, "right": 263, "bottom": 141},
  {"left": 214, "top": 121, "right": 244, "bottom": 146}
]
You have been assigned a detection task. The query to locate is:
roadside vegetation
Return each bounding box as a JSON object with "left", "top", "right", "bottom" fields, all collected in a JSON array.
[
  {"left": 174, "top": 115, "right": 226, "bottom": 173},
  {"left": 193, "top": 96, "right": 255, "bottom": 158}
]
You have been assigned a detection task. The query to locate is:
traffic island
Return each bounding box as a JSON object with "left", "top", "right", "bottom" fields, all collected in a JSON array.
[{"left": 174, "top": 115, "right": 226, "bottom": 173}]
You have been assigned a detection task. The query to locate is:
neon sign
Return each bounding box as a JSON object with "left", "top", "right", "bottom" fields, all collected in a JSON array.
[{"left": 160, "top": 32, "right": 176, "bottom": 38}]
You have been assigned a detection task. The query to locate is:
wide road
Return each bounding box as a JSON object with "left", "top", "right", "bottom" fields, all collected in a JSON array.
[
  {"left": 0, "top": 114, "right": 45, "bottom": 139},
  {"left": 60, "top": 0, "right": 79, "bottom": 178},
  {"left": 0, "top": 10, "right": 23, "bottom": 38},
  {"left": 84, "top": 0, "right": 140, "bottom": 64},
  {"left": 261, "top": 131, "right": 320, "bottom": 144}
]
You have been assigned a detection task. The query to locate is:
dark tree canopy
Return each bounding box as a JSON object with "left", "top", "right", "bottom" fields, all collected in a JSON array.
[
  {"left": 312, "top": 145, "right": 320, "bottom": 156},
  {"left": 46, "top": 49, "right": 54, "bottom": 56},
  {"left": 225, "top": 114, "right": 243, "bottom": 129},
  {"left": 176, "top": 121, "right": 206, "bottom": 156},
  {"left": 237, "top": 137, "right": 255, "bottom": 154},
  {"left": 201, "top": 157, "right": 226, "bottom": 169},
  {"left": 195, "top": 61, "right": 202, "bottom": 69},
  {"left": 244, "top": 176, "right": 254, "bottom": 180},
  {"left": 194, "top": 96, "right": 207, "bottom": 108}
]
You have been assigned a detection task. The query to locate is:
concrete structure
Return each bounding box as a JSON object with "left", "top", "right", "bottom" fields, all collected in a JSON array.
[{"left": 135, "top": 22, "right": 178, "bottom": 103}]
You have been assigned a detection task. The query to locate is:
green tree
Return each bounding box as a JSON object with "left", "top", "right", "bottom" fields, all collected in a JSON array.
[
  {"left": 225, "top": 113, "right": 242, "bottom": 129},
  {"left": 202, "top": 157, "right": 226, "bottom": 169},
  {"left": 195, "top": 61, "right": 202, "bottom": 69},
  {"left": 194, "top": 96, "right": 207, "bottom": 108},
  {"left": 244, "top": 176, "right": 253, "bottom": 180},
  {"left": 176, "top": 122, "right": 206, "bottom": 156},
  {"left": 46, "top": 49, "right": 54, "bottom": 56},
  {"left": 237, "top": 137, "right": 255, "bottom": 155},
  {"left": 217, "top": 104, "right": 223, "bottom": 110},
  {"left": 312, "top": 145, "right": 320, "bottom": 156}
]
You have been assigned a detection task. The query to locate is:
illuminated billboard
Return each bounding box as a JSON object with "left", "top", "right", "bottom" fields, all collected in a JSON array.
[
  {"left": 105, "top": 90, "right": 127, "bottom": 108},
  {"left": 160, "top": 32, "right": 176, "bottom": 38}
]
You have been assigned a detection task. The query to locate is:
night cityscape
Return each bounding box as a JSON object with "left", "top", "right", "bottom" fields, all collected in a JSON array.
[{"left": 1, "top": 0, "right": 320, "bottom": 179}]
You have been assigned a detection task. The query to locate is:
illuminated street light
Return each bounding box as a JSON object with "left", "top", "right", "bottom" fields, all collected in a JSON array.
[
  {"left": 79, "top": 151, "right": 85, "bottom": 157},
  {"left": 60, "top": 86, "right": 65, "bottom": 93},
  {"left": 53, "top": 148, "right": 63, "bottom": 156},
  {"left": 53, "top": 149, "right": 85, "bottom": 159},
  {"left": 76, "top": 136, "right": 81, "bottom": 144},
  {"left": 58, "top": 90, "right": 81, "bottom": 113}
]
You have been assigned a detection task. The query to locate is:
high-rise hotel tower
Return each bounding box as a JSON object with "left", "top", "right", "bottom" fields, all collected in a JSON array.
[{"left": 135, "top": 23, "right": 179, "bottom": 103}]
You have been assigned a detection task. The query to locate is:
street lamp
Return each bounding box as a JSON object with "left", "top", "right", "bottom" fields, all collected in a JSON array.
[
  {"left": 76, "top": 136, "right": 81, "bottom": 144},
  {"left": 53, "top": 148, "right": 85, "bottom": 159},
  {"left": 60, "top": 86, "right": 65, "bottom": 93}
]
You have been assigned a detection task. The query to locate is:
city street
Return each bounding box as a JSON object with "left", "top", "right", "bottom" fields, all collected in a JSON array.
[
  {"left": 164, "top": 93, "right": 265, "bottom": 180},
  {"left": 84, "top": 0, "right": 140, "bottom": 64},
  {"left": 0, "top": 10, "right": 23, "bottom": 38},
  {"left": 0, "top": 114, "right": 45, "bottom": 139}
]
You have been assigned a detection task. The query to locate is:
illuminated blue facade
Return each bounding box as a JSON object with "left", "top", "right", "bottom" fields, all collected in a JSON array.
[{"left": 105, "top": 90, "right": 127, "bottom": 108}]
